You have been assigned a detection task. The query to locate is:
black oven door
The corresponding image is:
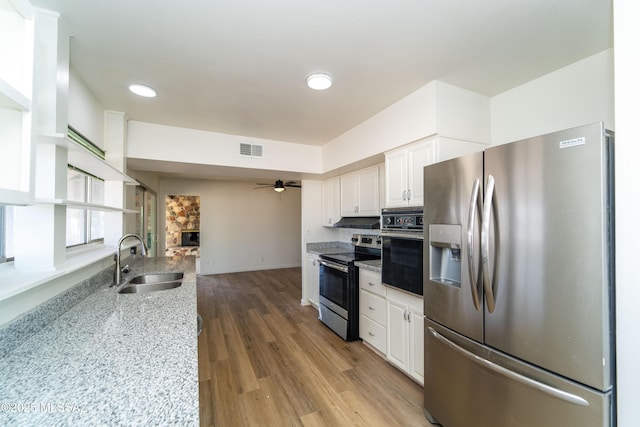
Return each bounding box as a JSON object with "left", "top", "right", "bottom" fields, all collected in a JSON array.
[
  {"left": 382, "top": 233, "right": 424, "bottom": 295},
  {"left": 318, "top": 260, "right": 350, "bottom": 318}
]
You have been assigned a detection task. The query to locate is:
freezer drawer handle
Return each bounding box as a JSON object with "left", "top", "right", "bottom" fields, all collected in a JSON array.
[
  {"left": 467, "top": 177, "right": 482, "bottom": 310},
  {"left": 427, "top": 327, "right": 589, "bottom": 407},
  {"left": 481, "top": 175, "right": 497, "bottom": 313}
]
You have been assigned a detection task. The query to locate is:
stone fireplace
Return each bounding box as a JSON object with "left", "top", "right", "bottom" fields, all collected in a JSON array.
[{"left": 165, "top": 195, "right": 200, "bottom": 257}]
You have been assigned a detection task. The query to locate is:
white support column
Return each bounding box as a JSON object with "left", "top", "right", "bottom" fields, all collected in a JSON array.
[
  {"left": 33, "top": 8, "right": 69, "bottom": 136},
  {"left": 13, "top": 9, "right": 69, "bottom": 272},
  {"left": 14, "top": 143, "right": 67, "bottom": 271}
]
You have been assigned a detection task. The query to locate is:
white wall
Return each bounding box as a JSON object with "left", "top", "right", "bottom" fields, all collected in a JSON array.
[
  {"left": 68, "top": 68, "right": 105, "bottom": 149},
  {"left": 491, "top": 49, "right": 614, "bottom": 146},
  {"left": 126, "top": 169, "right": 160, "bottom": 193},
  {"left": 322, "top": 81, "right": 491, "bottom": 172},
  {"left": 613, "top": 1, "right": 640, "bottom": 424},
  {"left": 128, "top": 121, "right": 323, "bottom": 175},
  {"left": 159, "top": 178, "right": 301, "bottom": 275}
]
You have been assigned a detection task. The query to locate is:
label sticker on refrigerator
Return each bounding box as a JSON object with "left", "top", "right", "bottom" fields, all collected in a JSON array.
[{"left": 559, "top": 136, "right": 586, "bottom": 149}]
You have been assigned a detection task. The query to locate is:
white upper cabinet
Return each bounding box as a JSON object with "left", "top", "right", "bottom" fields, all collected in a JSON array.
[
  {"left": 385, "top": 139, "right": 436, "bottom": 208},
  {"left": 0, "top": 0, "right": 35, "bottom": 205},
  {"left": 321, "top": 177, "right": 341, "bottom": 227},
  {"left": 340, "top": 165, "right": 380, "bottom": 217},
  {"left": 385, "top": 137, "right": 485, "bottom": 208}
]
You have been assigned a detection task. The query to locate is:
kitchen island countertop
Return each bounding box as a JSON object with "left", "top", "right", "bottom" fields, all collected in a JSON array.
[{"left": 0, "top": 256, "right": 198, "bottom": 426}]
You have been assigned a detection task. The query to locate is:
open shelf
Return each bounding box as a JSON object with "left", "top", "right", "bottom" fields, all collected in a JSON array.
[
  {"left": 0, "top": 77, "right": 30, "bottom": 110},
  {"left": 35, "top": 198, "right": 139, "bottom": 214},
  {"left": 39, "top": 133, "right": 138, "bottom": 184}
]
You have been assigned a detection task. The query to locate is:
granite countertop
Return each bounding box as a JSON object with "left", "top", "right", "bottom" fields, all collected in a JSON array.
[
  {"left": 308, "top": 242, "right": 382, "bottom": 272},
  {"left": 355, "top": 259, "right": 382, "bottom": 272},
  {"left": 306, "top": 241, "right": 353, "bottom": 255},
  {"left": 0, "top": 256, "right": 199, "bottom": 426}
]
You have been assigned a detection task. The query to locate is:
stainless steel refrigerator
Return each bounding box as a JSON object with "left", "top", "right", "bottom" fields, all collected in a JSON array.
[{"left": 423, "top": 122, "right": 614, "bottom": 427}]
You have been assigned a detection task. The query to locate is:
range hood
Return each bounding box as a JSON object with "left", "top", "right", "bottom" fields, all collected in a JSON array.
[{"left": 333, "top": 216, "right": 380, "bottom": 229}]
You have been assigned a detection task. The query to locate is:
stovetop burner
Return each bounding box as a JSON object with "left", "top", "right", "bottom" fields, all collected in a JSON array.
[
  {"left": 318, "top": 233, "right": 382, "bottom": 265},
  {"left": 319, "top": 251, "right": 380, "bottom": 265}
]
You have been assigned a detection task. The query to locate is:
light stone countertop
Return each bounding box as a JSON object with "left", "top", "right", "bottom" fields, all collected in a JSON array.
[
  {"left": 0, "top": 256, "right": 198, "bottom": 427},
  {"left": 306, "top": 241, "right": 353, "bottom": 255},
  {"left": 355, "top": 259, "right": 382, "bottom": 272}
]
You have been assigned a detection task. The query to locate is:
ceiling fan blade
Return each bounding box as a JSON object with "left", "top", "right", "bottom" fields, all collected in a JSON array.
[{"left": 253, "top": 180, "right": 300, "bottom": 190}]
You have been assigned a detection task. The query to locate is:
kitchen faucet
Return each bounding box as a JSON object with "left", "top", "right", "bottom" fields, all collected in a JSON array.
[{"left": 112, "top": 234, "right": 147, "bottom": 286}]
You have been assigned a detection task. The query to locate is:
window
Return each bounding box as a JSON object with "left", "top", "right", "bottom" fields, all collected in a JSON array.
[
  {"left": 0, "top": 206, "right": 15, "bottom": 263},
  {"left": 66, "top": 167, "right": 104, "bottom": 247}
]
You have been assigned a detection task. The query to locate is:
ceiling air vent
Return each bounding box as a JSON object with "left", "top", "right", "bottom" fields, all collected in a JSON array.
[{"left": 238, "top": 142, "right": 264, "bottom": 158}]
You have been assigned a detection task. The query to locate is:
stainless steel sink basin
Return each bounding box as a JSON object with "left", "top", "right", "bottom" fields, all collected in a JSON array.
[
  {"left": 127, "top": 272, "right": 184, "bottom": 284},
  {"left": 118, "top": 281, "right": 182, "bottom": 293},
  {"left": 118, "top": 272, "right": 184, "bottom": 294}
]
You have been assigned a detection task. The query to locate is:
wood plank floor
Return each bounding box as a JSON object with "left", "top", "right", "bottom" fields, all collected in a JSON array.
[{"left": 197, "top": 267, "right": 435, "bottom": 427}]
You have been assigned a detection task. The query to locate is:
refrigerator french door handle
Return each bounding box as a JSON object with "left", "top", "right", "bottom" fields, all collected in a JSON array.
[
  {"left": 481, "top": 174, "right": 496, "bottom": 313},
  {"left": 427, "top": 327, "right": 589, "bottom": 407},
  {"left": 467, "top": 178, "right": 481, "bottom": 310}
]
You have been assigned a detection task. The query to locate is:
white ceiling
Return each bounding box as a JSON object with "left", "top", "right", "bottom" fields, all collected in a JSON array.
[{"left": 31, "top": 0, "right": 612, "bottom": 149}]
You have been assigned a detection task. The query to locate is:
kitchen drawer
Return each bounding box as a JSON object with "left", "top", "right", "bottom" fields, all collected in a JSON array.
[
  {"left": 359, "top": 268, "right": 385, "bottom": 297},
  {"left": 360, "top": 290, "right": 386, "bottom": 326},
  {"left": 360, "top": 314, "right": 387, "bottom": 354}
]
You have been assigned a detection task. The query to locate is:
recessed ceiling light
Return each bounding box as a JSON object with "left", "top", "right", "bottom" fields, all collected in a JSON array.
[
  {"left": 129, "top": 84, "right": 157, "bottom": 98},
  {"left": 306, "top": 73, "right": 333, "bottom": 90}
]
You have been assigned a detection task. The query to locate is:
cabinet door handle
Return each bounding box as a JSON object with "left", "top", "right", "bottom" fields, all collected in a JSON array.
[
  {"left": 402, "top": 190, "right": 407, "bottom": 201},
  {"left": 368, "top": 332, "right": 375, "bottom": 337},
  {"left": 368, "top": 282, "right": 375, "bottom": 287},
  {"left": 403, "top": 310, "right": 408, "bottom": 321},
  {"left": 369, "top": 306, "right": 375, "bottom": 310},
  {"left": 407, "top": 189, "right": 411, "bottom": 200}
]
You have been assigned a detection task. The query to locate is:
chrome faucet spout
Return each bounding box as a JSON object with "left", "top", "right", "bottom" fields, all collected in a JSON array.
[{"left": 112, "top": 234, "right": 148, "bottom": 286}]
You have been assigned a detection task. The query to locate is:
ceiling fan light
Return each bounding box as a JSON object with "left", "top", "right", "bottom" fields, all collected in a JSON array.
[
  {"left": 274, "top": 186, "right": 285, "bottom": 192},
  {"left": 306, "top": 73, "right": 333, "bottom": 90}
]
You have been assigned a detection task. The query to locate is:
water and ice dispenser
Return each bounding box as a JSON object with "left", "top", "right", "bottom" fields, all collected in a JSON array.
[{"left": 429, "top": 224, "right": 462, "bottom": 288}]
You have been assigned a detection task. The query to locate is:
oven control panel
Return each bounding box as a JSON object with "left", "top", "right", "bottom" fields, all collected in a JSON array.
[
  {"left": 351, "top": 234, "right": 382, "bottom": 249},
  {"left": 381, "top": 207, "right": 424, "bottom": 230}
]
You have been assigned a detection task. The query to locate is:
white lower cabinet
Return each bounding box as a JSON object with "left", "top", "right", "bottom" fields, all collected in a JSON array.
[
  {"left": 359, "top": 268, "right": 386, "bottom": 354},
  {"left": 386, "top": 287, "right": 424, "bottom": 385},
  {"left": 307, "top": 254, "right": 320, "bottom": 308}
]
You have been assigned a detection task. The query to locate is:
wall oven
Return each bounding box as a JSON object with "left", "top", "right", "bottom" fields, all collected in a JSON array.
[
  {"left": 318, "top": 234, "right": 381, "bottom": 341},
  {"left": 381, "top": 207, "right": 424, "bottom": 296}
]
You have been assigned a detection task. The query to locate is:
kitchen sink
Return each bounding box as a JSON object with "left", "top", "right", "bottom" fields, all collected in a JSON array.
[
  {"left": 118, "top": 272, "right": 184, "bottom": 294},
  {"left": 127, "top": 272, "right": 184, "bottom": 284}
]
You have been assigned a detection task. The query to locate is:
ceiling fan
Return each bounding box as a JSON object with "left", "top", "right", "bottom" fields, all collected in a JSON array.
[{"left": 254, "top": 179, "right": 301, "bottom": 192}]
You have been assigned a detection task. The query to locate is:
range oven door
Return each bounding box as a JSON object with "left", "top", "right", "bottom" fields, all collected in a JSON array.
[
  {"left": 318, "top": 259, "right": 349, "bottom": 318},
  {"left": 382, "top": 232, "right": 424, "bottom": 295}
]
